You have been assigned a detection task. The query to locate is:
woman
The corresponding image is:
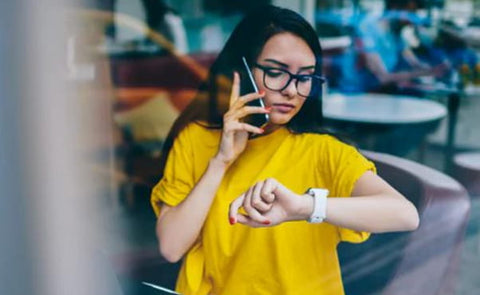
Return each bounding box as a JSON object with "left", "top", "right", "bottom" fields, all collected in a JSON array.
[{"left": 151, "top": 5, "right": 419, "bottom": 295}]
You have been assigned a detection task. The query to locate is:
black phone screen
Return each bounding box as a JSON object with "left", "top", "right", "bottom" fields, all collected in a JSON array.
[{"left": 239, "top": 57, "right": 269, "bottom": 130}]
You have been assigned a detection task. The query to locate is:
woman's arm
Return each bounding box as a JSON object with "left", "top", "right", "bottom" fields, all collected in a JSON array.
[
  {"left": 156, "top": 157, "right": 228, "bottom": 263},
  {"left": 364, "top": 52, "right": 430, "bottom": 84},
  {"left": 156, "top": 73, "right": 268, "bottom": 262},
  {"left": 323, "top": 171, "right": 419, "bottom": 233},
  {"left": 229, "top": 172, "right": 419, "bottom": 233},
  {"left": 401, "top": 48, "right": 430, "bottom": 70},
  {"left": 364, "top": 52, "right": 446, "bottom": 85}
]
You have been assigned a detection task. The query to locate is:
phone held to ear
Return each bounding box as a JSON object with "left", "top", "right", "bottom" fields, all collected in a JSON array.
[{"left": 240, "top": 57, "right": 269, "bottom": 136}]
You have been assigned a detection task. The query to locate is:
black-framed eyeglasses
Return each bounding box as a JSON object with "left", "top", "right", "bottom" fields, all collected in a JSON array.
[{"left": 253, "top": 63, "right": 327, "bottom": 97}]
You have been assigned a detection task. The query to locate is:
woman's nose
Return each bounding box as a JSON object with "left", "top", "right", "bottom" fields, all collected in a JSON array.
[{"left": 281, "top": 79, "right": 298, "bottom": 98}]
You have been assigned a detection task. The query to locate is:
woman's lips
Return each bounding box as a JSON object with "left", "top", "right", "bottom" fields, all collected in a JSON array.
[{"left": 273, "top": 103, "right": 295, "bottom": 113}]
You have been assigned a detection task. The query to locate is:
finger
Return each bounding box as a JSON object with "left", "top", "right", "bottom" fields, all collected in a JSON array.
[
  {"left": 229, "top": 72, "right": 240, "bottom": 108},
  {"left": 227, "top": 105, "right": 269, "bottom": 122},
  {"left": 228, "top": 193, "right": 245, "bottom": 225},
  {"left": 236, "top": 214, "right": 269, "bottom": 228},
  {"left": 233, "top": 91, "right": 266, "bottom": 108},
  {"left": 261, "top": 178, "right": 277, "bottom": 204},
  {"left": 243, "top": 187, "right": 271, "bottom": 224},
  {"left": 227, "top": 122, "right": 264, "bottom": 135},
  {"left": 237, "top": 106, "right": 270, "bottom": 119},
  {"left": 250, "top": 182, "right": 271, "bottom": 212},
  {"left": 271, "top": 180, "right": 289, "bottom": 196}
]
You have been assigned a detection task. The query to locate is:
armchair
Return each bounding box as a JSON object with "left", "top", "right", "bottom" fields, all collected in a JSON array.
[{"left": 338, "top": 151, "right": 470, "bottom": 295}]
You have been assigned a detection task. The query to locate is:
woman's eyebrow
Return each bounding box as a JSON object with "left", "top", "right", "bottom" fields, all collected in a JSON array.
[
  {"left": 263, "top": 59, "right": 315, "bottom": 70},
  {"left": 299, "top": 65, "right": 315, "bottom": 70},
  {"left": 263, "top": 59, "right": 289, "bottom": 68}
]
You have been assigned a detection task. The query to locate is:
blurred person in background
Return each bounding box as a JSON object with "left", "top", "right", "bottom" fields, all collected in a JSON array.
[
  {"left": 151, "top": 5, "right": 419, "bottom": 295},
  {"left": 427, "top": 21, "right": 479, "bottom": 86},
  {"left": 339, "top": 0, "right": 448, "bottom": 93}
]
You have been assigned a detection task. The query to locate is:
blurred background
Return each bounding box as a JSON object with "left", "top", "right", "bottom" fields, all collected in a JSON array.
[{"left": 1, "top": 0, "right": 479, "bottom": 294}]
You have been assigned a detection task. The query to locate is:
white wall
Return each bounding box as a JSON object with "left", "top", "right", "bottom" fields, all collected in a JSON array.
[{"left": 273, "top": 0, "right": 315, "bottom": 25}]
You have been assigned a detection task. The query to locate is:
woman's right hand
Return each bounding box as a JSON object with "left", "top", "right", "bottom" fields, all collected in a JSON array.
[{"left": 213, "top": 72, "right": 270, "bottom": 167}]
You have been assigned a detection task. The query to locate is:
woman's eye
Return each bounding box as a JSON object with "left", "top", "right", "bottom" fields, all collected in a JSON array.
[
  {"left": 265, "top": 69, "right": 284, "bottom": 78},
  {"left": 298, "top": 75, "right": 312, "bottom": 83}
]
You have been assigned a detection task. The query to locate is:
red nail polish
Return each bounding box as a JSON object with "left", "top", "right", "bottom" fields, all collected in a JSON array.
[
  {"left": 229, "top": 217, "right": 236, "bottom": 225},
  {"left": 259, "top": 128, "right": 265, "bottom": 133},
  {"left": 259, "top": 90, "right": 265, "bottom": 95},
  {"left": 265, "top": 107, "right": 272, "bottom": 112},
  {"left": 262, "top": 220, "right": 271, "bottom": 225}
]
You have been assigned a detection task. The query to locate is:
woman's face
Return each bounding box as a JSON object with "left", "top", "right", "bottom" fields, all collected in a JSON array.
[{"left": 253, "top": 32, "right": 316, "bottom": 127}]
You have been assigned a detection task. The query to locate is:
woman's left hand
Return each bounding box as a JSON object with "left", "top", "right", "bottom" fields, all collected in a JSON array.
[{"left": 228, "top": 178, "right": 312, "bottom": 227}]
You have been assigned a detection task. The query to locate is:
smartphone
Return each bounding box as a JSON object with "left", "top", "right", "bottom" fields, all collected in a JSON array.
[{"left": 240, "top": 56, "right": 269, "bottom": 131}]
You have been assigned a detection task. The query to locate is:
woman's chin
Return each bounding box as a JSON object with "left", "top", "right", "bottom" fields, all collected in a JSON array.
[{"left": 268, "top": 113, "right": 294, "bottom": 125}]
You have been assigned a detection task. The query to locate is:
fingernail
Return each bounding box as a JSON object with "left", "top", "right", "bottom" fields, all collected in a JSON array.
[
  {"left": 259, "top": 90, "right": 265, "bottom": 95},
  {"left": 265, "top": 107, "right": 272, "bottom": 112},
  {"left": 259, "top": 128, "right": 265, "bottom": 133},
  {"left": 262, "top": 220, "right": 271, "bottom": 225},
  {"left": 229, "top": 217, "right": 236, "bottom": 225}
]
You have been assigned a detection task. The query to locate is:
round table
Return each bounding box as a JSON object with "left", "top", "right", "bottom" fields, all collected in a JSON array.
[
  {"left": 399, "top": 82, "right": 480, "bottom": 171},
  {"left": 323, "top": 93, "right": 447, "bottom": 156}
]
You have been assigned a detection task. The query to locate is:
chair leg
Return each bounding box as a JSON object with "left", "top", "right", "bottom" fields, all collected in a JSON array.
[{"left": 417, "top": 139, "right": 427, "bottom": 163}]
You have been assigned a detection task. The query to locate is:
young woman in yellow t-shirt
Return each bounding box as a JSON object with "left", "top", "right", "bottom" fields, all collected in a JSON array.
[{"left": 151, "top": 5, "right": 419, "bottom": 295}]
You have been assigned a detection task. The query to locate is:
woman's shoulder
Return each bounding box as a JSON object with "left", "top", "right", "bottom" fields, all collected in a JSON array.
[{"left": 184, "top": 121, "right": 220, "bottom": 135}]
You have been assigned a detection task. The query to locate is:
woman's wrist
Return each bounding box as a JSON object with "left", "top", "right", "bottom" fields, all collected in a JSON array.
[
  {"left": 209, "top": 155, "right": 231, "bottom": 171},
  {"left": 291, "top": 194, "right": 315, "bottom": 221}
]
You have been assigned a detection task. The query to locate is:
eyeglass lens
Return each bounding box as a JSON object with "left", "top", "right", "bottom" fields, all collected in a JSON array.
[{"left": 262, "top": 68, "right": 322, "bottom": 97}]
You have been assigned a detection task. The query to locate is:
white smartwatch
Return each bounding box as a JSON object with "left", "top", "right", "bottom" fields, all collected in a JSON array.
[{"left": 306, "top": 188, "right": 329, "bottom": 223}]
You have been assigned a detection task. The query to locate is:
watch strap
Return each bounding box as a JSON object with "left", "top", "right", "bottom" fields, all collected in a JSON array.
[{"left": 307, "top": 188, "right": 329, "bottom": 223}]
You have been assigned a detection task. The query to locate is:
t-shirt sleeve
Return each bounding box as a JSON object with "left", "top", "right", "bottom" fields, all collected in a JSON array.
[
  {"left": 329, "top": 142, "right": 376, "bottom": 243},
  {"left": 150, "top": 125, "right": 195, "bottom": 217}
]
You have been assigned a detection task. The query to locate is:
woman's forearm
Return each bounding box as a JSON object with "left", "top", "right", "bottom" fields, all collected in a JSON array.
[
  {"left": 376, "top": 69, "right": 430, "bottom": 84},
  {"left": 297, "top": 194, "right": 419, "bottom": 233},
  {"left": 325, "top": 195, "right": 419, "bottom": 233},
  {"left": 364, "top": 52, "right": 431, "bottom": 84},
  {"left": 156, "top": 157, "right": 228, "bottom": 262}
]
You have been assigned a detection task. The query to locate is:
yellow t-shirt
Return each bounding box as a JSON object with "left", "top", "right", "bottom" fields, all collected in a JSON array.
[{"left": 151, "top": 122, "right": 375, "bottom": 295}]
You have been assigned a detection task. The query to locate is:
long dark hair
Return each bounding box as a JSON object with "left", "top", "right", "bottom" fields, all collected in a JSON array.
[{"left": 159, "top": 5, "right": 326, "bottom": 177}]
